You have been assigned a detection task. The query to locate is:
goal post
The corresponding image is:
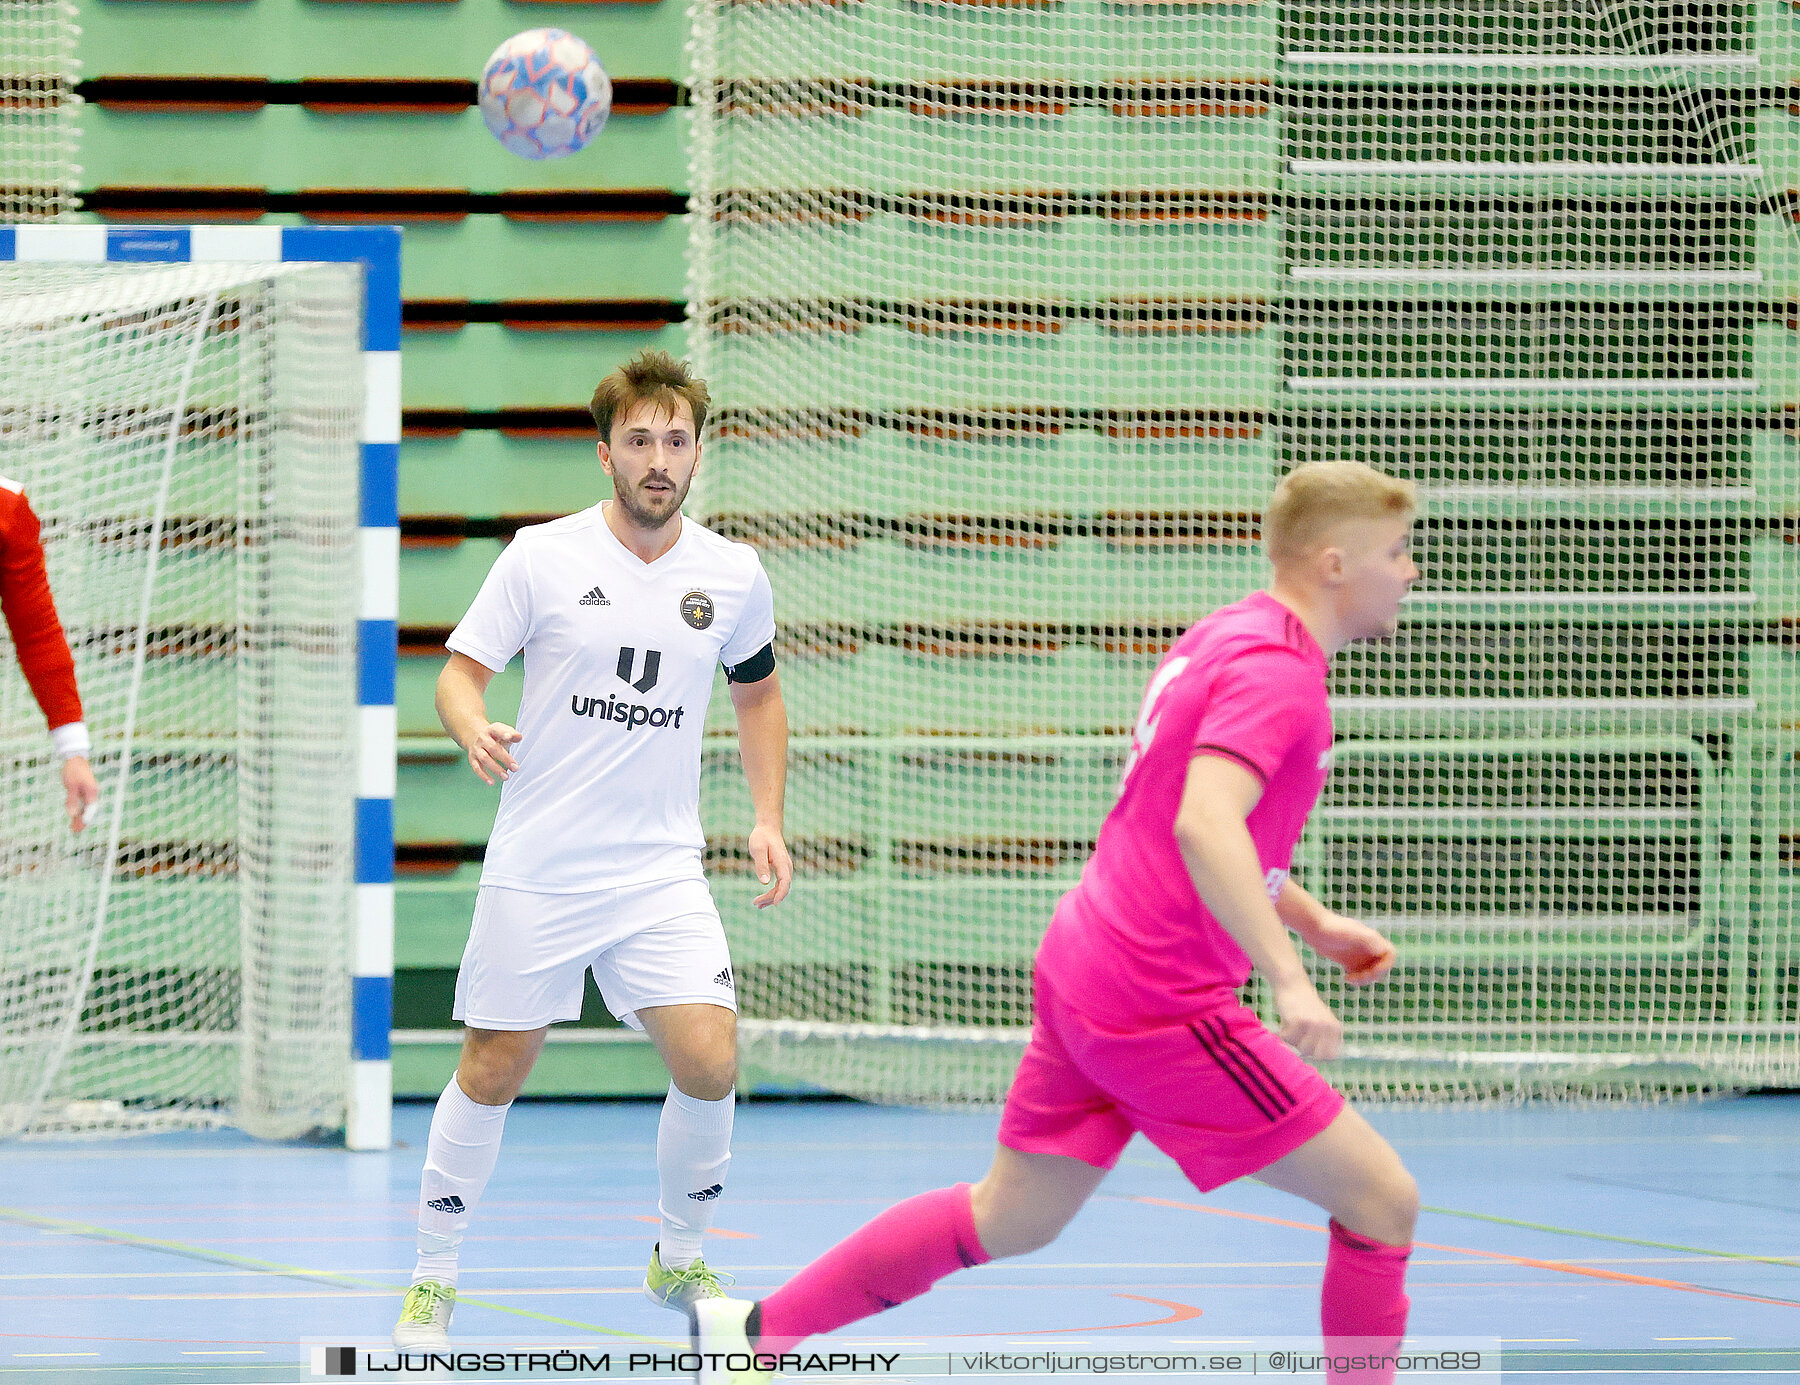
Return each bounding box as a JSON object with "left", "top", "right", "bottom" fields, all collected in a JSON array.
[{"left": 0, "top": 224, "right": 398, "bottom": 1148}]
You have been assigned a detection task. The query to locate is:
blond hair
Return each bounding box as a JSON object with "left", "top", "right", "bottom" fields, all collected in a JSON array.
[
  {"left": 1263, "top": 461, "right": 1416, "bottom": 569},
  {"left": 589, "top": 349, "right": 711, "bottom": 440}
]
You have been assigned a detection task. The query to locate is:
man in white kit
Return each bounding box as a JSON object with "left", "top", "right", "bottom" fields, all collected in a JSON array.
[{"left": 394, "top": 350, "right": 793, "bottom": 1346}]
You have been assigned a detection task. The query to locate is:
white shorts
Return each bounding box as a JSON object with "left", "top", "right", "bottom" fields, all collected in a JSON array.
[{"left": 452, "top": 877, "right": 737, "bottom": 1032}]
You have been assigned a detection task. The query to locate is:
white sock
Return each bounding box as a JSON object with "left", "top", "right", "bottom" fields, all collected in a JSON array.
[
  {"left": 413, "top": 1077, "right": 511, "bottom": 1288},
  {"left": 656, "top": 1083, "right": 734, "bottom": 1269}
]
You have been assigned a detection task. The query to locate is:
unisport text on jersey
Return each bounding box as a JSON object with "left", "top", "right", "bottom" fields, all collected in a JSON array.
[{"left": 569, "top": 694, "right": 688, "bottom": 730}]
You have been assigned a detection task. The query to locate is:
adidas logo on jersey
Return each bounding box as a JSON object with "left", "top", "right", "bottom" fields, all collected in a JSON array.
[
  {"left": 578, "top": 586, "right": 610, "bottom": 606},
  {"left": 687, "top": 1184, "right": 724, "bottom": 1202},
  {"left": 426, "top": 1195, "right": 466, "bottom": 1214},
  {"left": 713, "top": 967, "right": 733, "bottom": 988}
]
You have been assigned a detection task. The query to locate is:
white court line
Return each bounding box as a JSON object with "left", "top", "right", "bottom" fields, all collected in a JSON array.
[
  {"left": 1424, "top": 486, "right": 1757, "bottom": 502},
  {"left": 14, "top": 1272, "right": 1640, "bottom": 1305},
  {"left": 0, "top": 1255, "right": 1738, "bottom": 1281},
  {"left": 1288, "top": 268, "right": 1763, "bottom": 285},
  {"left": 1289, "top": 160, "right": 1762, "bottom": 176},
  {"left": 1286, "top": 377, "right": 1758, "bottom": 393},
  {"left": 1334, "top": 697, "right": 1756, "bottom": 713},
  {"left": 1411, "top": 587, "right": 1749, "bottom": 601},
  {"left": 1286, "top": 52, "right": 1759, "bottom": 68}
]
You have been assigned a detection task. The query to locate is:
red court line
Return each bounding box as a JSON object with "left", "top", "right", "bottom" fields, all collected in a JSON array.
[
  {"left": 940, "top": 1293, "right": 1204, "bottom": 1337},
  {"left": 1128, "top": 1196, "right": 1800, "bottom": 1310}
]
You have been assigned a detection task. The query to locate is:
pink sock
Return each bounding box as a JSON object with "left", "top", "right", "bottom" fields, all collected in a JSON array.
[
  {"left": 758, "top": 1183, "right": 990, "bottom": 1350},
  {"left": 1321, "top": 1219, "right": 1412, "bottom": 1385}
]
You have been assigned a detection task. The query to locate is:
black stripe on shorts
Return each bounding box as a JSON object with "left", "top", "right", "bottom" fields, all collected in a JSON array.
[
  {"left": 1204, "top": 1012, "right": 1295, "bottom": 1111},
  {"left": 1188, "top": 1019, "right": 1286, "bottom": 1121}
]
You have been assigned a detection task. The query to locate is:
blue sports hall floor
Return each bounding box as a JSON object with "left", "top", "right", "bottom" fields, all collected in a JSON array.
[{"left": 1, "top": 1095, "right": 1795, "bottom": 1384}]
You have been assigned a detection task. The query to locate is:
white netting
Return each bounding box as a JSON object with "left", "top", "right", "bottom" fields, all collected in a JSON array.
[
  {"left": 687, "top": 0, "right": 1800, "bottom": 1102},
  {"left": 0, "top": 0, "right": 81, "bottom": 221},
  {"left": 0, "top": 260, "right": 363, "bottom": 1138}
]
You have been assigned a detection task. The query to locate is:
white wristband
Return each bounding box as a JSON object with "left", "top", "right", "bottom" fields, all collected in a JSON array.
[{"left": 50, "top": 721, "right": 91, "bottom": 761}]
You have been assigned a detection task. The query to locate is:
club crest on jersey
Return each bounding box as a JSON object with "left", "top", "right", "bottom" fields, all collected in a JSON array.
[{"left": 680, "top": 590, "right": 715, "bottom": 630}]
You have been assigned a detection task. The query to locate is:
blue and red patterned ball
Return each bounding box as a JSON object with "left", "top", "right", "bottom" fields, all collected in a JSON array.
[{"left": 479, "top": 29, "right": 612, "bottom": 161}]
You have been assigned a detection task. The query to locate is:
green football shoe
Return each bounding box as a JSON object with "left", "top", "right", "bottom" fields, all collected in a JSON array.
[
  {"left": 643, "top": 1243, "right": 733, "bottom": 1311},
  {"left": 392, "top": 1279, "right": 456, "bottom": 1349}
]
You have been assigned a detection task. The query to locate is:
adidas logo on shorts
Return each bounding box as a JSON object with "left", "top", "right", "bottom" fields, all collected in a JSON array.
[
  {"left": 579, "top": 586, "right": 610, "bottom": 606},
  {"left": 688, "top": 1184, "right": 724, "bottom": 1202},
  {"left": 426, "top": 1195, "right": 466, "bottom": 1214},
  {"left": 713, "top": 968, "right": 733, "bottom": 988}
]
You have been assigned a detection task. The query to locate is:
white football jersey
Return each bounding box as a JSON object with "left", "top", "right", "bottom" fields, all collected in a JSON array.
[{"left": 446, "top": 505, "right": 776, "bottom": 892}]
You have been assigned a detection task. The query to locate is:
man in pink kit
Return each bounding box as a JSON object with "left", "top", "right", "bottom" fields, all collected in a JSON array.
[{"left": 694, "top": 460, "right": 1423, "bottom": 1384}]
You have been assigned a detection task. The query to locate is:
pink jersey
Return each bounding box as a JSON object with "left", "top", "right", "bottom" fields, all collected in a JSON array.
[{"left": 1037, "top": 590, "right": 1333, "bottom": 1020}]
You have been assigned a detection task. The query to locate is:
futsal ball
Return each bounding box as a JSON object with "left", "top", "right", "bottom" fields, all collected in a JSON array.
[{"left": 479, "top": 28, "right": 612, "bottom": 160}]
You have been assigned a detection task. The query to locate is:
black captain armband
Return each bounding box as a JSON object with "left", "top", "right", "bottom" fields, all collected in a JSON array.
[{"left": 724, "top": 642, "right": 777, "bottom": 684}]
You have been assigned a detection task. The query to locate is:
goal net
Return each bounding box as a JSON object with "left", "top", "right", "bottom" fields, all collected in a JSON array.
[
  {"left": 686, "top": 0, "right": 1800, "bottom": 1101},
  {"left": 0, "top": 259, "right": 363, "bottom": 1138},
  {"left": 0, "top": 0, "right": 81, "bottom": 221}
]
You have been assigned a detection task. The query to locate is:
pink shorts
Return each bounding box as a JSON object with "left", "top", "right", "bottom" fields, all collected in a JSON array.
[{"left": 997, "top": 974, "right": 1345, "bottom": 1191}]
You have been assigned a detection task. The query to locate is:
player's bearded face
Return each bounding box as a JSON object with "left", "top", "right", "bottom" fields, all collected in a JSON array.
[
  {"left": 616, "top": 460, "right": 693, "bottom": 526},
  {"left": 604, "top": 402, "right": 699, "bottom": 528}
]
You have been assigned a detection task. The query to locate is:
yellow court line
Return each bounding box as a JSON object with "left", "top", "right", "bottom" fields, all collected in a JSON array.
[
  {"left": 0, "top": 1204, "right": 677, "bottom": 1347},
  {"left": 1418, "top": 1203, "right": 1800, "bottom": 1269},
  {"left": 124, "top": 1288, "right": 647, "bottom": 1302}
]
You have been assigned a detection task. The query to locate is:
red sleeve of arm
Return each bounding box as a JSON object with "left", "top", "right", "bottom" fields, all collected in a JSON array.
[{"left": 0, "top": 492, "right": 84, "bottom": 730}]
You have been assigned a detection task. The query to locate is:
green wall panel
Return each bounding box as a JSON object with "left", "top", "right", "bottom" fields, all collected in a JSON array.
[
  {"left": 80, "top": 0, "right": 692, "bottom": 80},
  {"left": 703, "top": 215, "right": 1280, "bottom": 301},
  {"left": 398, "top": 875, "right": 485, "bottom": 967},
  {"left": 398, "top": 751, "right": 506, "bottom": 841},
  {"left": 714, "top": 0, "right": 1279, "bottom": 81},
  {"left": 81, "top": 107, "right": 687, "bottom": 190},
  {"left": 398, "top": 656, "right": 523, "bottom": 735},
  {"left": 711, "top": 111, "right": 1279, "bottom": 194},
  {"left": 401, "top": 323, "right": 688, "bottom": 409},
  {"left": 402, "top": 434, "right": 609, "bottom": 518},
  {"left": 393, "top": 1035, "right": 672, "bottom": 1098},
  {"left": 391, "top": 1035, "right": 817, "bottom": 1098},
  {"left": 400, "top": 538, "right": 506, "bottom": 625},
  {"left": 400, "top": 219, "right": 689, "bottom": 301}
]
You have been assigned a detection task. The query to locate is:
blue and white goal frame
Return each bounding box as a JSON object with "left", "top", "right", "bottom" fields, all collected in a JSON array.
[{"left": 0, "top": 224, "right": 401, "bottom": 1151}]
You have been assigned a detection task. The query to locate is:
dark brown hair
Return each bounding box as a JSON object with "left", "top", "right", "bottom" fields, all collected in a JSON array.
[{"left": 589, "top": 349, "right": 711, "bottom": 440}]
